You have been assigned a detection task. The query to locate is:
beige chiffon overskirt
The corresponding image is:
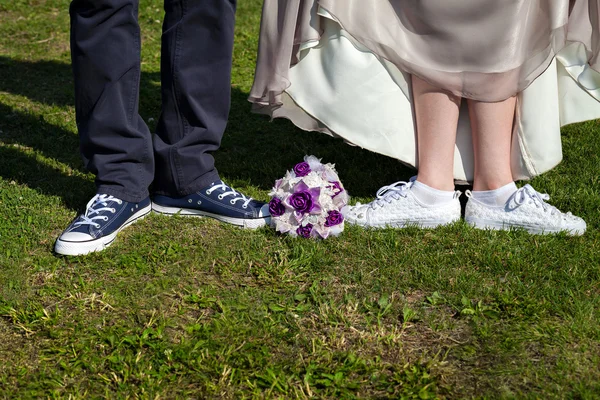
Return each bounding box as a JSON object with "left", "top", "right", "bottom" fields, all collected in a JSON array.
[{"left": 249, "top": 0, "right": 600, "bottom": 181}]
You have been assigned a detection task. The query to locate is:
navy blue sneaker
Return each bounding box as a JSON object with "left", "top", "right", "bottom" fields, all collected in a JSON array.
[
  {"left": 54, "top": 194, "right": 151, "bottom": 256},
  {"left": 152, "top": 180, "right": 270, "bottom": 229}
]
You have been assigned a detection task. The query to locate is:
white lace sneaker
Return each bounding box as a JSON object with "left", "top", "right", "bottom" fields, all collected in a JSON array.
[
  {"left": 465, "top": 184, "right": 586, "bottom": 235},
  {"left": 344, "top": 181, "right": 461, "bottom": 228}
]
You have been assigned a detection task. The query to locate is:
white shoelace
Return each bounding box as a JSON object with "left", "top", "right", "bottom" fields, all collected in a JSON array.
[
  {"left": 370, "top": 181, "right": 413, "bottom": 209},
  {"left": 74, "top": 194, "right": 122, "bottom": 229},
  {"left": 514, "top": 184, "right": 562, "bottom": 216},
  {"left": 206, "top": 182, "right": 253, "bottom": 209}
]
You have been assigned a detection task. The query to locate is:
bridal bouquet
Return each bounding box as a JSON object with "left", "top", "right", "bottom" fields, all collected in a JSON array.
[{"left": 269, "top": 156, "right": 349, "bottom": 239}]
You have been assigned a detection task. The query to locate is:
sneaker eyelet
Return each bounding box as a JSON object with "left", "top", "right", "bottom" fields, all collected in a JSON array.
[
  {"left": 218, "top": 195, "right": 224, "bottom": 200},
  {"left": 197, "top": 201, "right": 202, "bottom": 205},
  {"left": 103, "top": 216, "right": 109, "bottom": 221},
  {"left": 206, "top": 190, "right": 211, "bottom": 195},
  {"left": 131, "top": 208, "right": 134, "bottom": 212},
  {"left": 230, "top": 200, "right": 236, "bottom": 205},
  {"left": 111, "top": 208, "right": 116, "bottom": 213},
  {"left": 94, "top": 224, "right": 101, "bottom": 228},
  {"left": 188, "top": 199, "right": 193, "bottom": 203},
  {"left": 242, "top": 205, "right": 248, "bottom": 209}
]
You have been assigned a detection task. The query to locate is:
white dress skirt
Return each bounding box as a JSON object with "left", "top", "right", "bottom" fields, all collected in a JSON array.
[{"left": 249, "top": 0, "right": 600, "bottom": 183}]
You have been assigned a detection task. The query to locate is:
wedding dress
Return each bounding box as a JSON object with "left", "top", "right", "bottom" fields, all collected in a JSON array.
[{"left": 249, "top": 0, "right": 600, "bottom": 182}]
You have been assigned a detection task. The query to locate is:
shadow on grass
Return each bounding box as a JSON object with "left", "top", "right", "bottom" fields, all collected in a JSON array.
[
  {"left": 0, "top": 56, "right": 415, "bottom": 208},
  {"left": 0, "top": 143, "right": 95, "bottom": 210}
]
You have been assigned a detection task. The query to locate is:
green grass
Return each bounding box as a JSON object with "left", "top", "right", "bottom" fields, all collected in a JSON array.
[{"left": 1, "top": 1, "right": 600, "bottom": 398}]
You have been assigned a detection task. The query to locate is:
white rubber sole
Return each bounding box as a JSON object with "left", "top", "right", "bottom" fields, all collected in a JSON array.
[
  {"left": 347, "top": 216, "right": 460, "bottom": 229},
  {"left": 151, "top": 202, "right": 269, "bottom": 230},
  {"left": 54, "top": 205, "right": 152, "bottom": 256},
  {"left": 465, "top": 217, "right": 586, "bottom": 236}
]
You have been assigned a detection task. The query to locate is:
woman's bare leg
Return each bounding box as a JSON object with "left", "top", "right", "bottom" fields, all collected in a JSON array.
[
  {"left": 464, "top": 95, "right": 586, "bottom": 235},
  {"left": 345, "top": 75, "right": 463, "bottom": 228},
  {"left": 467, "top": 97, "right": 516, "bottom": 191},
  {"left": 412, "top": 75, "right": 461, "bottom": 191}
]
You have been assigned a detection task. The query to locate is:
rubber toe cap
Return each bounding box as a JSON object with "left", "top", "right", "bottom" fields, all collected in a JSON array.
[
  {"left": 258, "top": 203, "right": 270, "bottom": 218},
  {"left": 58, "top": 231, "right": 94, "bottom": 243}
]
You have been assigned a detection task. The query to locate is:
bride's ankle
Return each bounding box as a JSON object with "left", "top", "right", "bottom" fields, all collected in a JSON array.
[
  {"left": 411, "top": 179, "right": 457, "bottom": 206},
  {"left": 415, "top": 175, "right": 454, "bottom": 191},
  {"left": 472, "top": 176, "right": 514, "bottom": 191}
]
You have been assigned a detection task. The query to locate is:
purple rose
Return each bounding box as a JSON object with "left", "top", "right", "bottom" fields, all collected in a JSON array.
[
  {"left": 293, "top": 162, "right": 311, "bottom": 177},
  {"left": 269, "top": 197, "right": 286, "bottom": 217},
  {"left": 288, "top": 191, "right": 313, "bottom": 213},
  {"left": 296, "top": 224, "right": 313, "bottom": 238},
  {"left": 325, "top": 210, "right": 344, "bottom": 227}
]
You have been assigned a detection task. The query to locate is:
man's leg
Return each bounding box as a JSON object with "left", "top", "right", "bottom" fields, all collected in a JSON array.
[
  {"left": 70, "top": 0, "right": 154, "bottom": 202},
  {"left": 56, "top": 0, "right": 153, "bottom": 256},
  {"left": 153, "top": 0, "right": 237, "bottom": 196},
  {"left": 151, "top": 0, "right": 268, "bottom": 229}
]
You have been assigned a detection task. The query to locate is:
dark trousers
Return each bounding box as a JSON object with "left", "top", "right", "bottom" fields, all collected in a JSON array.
[{"left": 70, "top": 0, "right": 236, "bottom": 202}]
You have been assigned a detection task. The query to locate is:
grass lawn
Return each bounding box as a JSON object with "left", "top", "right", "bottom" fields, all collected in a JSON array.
[{"left": 1, "top": 1, "right": 600, "bottom": 398}]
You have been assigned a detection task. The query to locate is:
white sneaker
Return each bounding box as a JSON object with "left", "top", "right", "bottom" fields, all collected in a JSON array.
[
  {"left": 465, "top": 184, "right": 586, "bottom": 235},
  {"left": 344, "top": 181, "right": 461, "bottom": 228}
]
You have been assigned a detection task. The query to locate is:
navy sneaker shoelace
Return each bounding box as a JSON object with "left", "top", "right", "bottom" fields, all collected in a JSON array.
[
  {"left": 205, "top": 182, "right": 254, "bottom": 209},
  {"left": 74, "top": 194, "right": 123, "bottom": 229}
]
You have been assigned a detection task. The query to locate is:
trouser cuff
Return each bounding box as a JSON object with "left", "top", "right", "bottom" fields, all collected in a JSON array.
[
  {"left": 152, "top": 169, "right": 221, "bottom": 198},
  {"left": 96, "top": 185, "right": 150, "bottom": 203}
]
